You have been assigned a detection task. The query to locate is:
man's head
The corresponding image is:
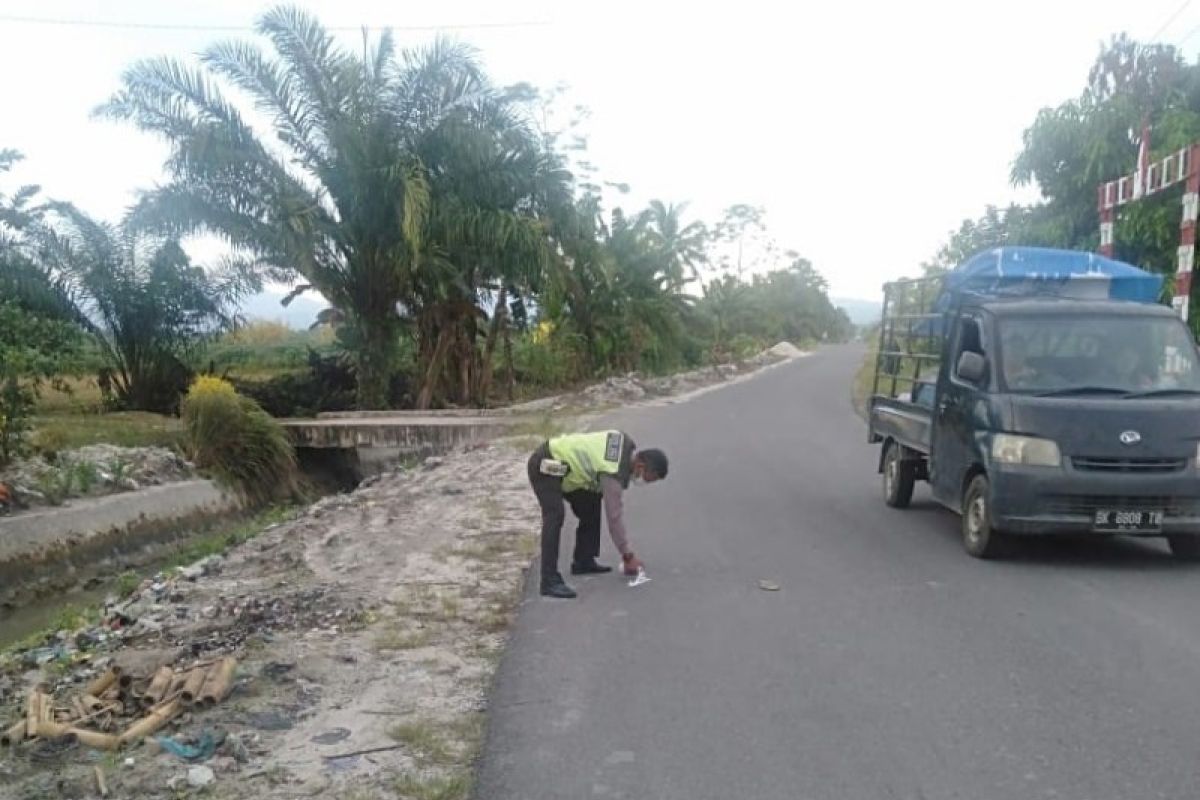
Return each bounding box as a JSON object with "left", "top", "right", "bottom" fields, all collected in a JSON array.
[{"left": 632, "top": 448, "right": 669, "bottom": 484}]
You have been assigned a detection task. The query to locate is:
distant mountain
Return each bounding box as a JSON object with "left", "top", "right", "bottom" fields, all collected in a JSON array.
[
  {"left": 238, "top": 290, "right": 329, "bottom": 329},
  {"left": 831, "top": 297, "right": 882, "bottom": 326}
]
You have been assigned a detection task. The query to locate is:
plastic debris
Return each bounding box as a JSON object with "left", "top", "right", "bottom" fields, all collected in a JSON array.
[
  {"left": 155, "top": 730, "right": 220, "bottom": 762},
  {"left": 758, "top": 579, "right": 781, "bottom": 592},
  {"left": 628, "top": 568, "right": 651, "bottom": 588}
]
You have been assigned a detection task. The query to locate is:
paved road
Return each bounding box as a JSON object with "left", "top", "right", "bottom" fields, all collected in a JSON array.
[{"left": 476, "top": 346, "right": 1200, "bottom": 800}]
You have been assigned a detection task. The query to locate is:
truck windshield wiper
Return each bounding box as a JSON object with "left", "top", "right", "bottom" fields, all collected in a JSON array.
[
  {"left": 1124, "top": 388, "right": 1200, "bottom": 398},
  {"left": 1032, "top": 386, "right": 1131, "bottom": 398}
]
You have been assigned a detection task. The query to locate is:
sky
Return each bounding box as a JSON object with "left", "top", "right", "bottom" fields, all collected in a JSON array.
[{"left": 3, "top": 0, "right": 1200, "bottom": 304}]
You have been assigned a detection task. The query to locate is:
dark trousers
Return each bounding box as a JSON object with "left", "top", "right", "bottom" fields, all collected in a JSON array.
[{"left": 528, "top": 449, "right": 602, "bottom": 582}]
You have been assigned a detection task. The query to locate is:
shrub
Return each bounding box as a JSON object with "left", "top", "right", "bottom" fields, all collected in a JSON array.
[
  {"left": 181, "top": 376, "right": 303, "bottom": 504},
  {"left": 234, "top": 349, "right": 409, "bottom": 417}
]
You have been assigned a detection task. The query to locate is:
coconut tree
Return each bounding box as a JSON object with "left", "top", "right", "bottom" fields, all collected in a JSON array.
[{"left": 642, "top": 200, "right": 708, "bottom": 291}]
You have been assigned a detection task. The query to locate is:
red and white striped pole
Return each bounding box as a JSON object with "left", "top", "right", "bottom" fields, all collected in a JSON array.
[{"left": 1176, "top": 144, "right": 1200, "bottom": 323}]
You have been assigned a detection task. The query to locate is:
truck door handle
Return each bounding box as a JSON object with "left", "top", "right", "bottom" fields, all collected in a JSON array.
[{"left": 937, "top": 399, "right": 951, "bottom": 416}]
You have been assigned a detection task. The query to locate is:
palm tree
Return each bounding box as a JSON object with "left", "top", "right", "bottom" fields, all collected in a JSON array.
[
  {"left": 30, "top": 205, "right": 251, "bottom": 411},
  {"left": 100, "top": 7, "right": 569, "bottom": 410},
  {"left": 642, "top": 200, "right": 708, "bottom": 291},
  {"left": 97, "top": 7, "right": 438, "bottom": 408}
]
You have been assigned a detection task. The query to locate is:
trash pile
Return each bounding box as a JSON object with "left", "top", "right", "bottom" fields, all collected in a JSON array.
[
  {"left": 2, "top": 658, "right": 236, "bottom": 753},
  {"left": 0, "top": 444, "right": 194, "bottom": 510}
]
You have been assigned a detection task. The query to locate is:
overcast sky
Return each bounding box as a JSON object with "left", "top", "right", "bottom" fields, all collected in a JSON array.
[{"left": 3, "top": 0, "right": 1200, "bottom": 301}]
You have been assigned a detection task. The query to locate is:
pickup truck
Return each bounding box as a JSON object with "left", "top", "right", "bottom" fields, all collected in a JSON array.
[{"left": 868, "top": 248, "right": 1200, "bottom": 559}]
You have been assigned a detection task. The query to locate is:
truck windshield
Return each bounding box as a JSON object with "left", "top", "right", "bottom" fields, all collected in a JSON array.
[{"left": 998, "top": 315, "right": 1200, "bottom": 395}]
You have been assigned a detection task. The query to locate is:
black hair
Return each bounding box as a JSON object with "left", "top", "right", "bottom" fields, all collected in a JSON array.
[{"left": 638, "top": 448, "right": 669, "bottom": 479}]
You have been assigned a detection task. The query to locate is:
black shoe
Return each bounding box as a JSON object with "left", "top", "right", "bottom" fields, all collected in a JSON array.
[
  {"left": 540, "top": 579, "right": 578, "bottom": 599},
  {"left": 571, "top": 560, "right": 613, "bottom": 575}
]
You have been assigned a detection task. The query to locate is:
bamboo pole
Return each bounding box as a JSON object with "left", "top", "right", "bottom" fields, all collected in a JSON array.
[
  {"left": 36, "top": 720, "right": 121, "bottom": 751},
  {"left": 180, "top": 665, "right": 212, "bottom": 707},
  {"left": 197, "top": 657, "right": 236, "bottom": 708},
  {"left": 119, "top": 698, "right": 180, "bottom": 745},
  {"left": 95, "top": 766, "right": 109, "bottom": 798},
  {"left": 85, "top": 667, "right": 121, "bottom": 698},
  {"left": 141, "top": 666, "right": 174, "bottom": 708},
  {"left": 25, "top": 690, "right": 42, "bottom": 738}
]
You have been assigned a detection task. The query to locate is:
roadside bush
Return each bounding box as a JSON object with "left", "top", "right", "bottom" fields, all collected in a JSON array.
[
  {"left": 232, "top": 349, "right": 409, "bottom": 417},
  {"left": 181, "top": 376, "right": 302, "bottom": 504},
  {"left": 512, "top": 332, "right": 589, "bottom": 394}
]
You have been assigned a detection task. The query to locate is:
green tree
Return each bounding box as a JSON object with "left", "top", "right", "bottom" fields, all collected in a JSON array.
[
  {"left": 98, "top": 7, "right": 567, "bottom": 410},
  {"left": 28, "top": 205, "right": 253, "bottom": 412},
  {"left": 97, "top": 7, "right": 430, "bottom": 408},
  {"left": 642, "top": 200, "right": 707, "bottom": 291},
  {"left": 0, "top": 302, "right": 82, "bottom": 464}
]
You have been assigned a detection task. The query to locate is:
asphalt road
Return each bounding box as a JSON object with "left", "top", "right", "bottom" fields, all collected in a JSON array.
[{"left": 476, "top": 345, "right": 1200, "bottom": 800}]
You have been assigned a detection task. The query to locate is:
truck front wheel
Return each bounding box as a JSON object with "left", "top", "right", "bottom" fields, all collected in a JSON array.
[
  {"left": 883, "top": 442, "right": 916, "bottom": 509},
  {"left": 1167, "top": 535, "right": 1200, "bottom": 562},
  {"left": 962, "top": 475, "right": 1008, "bottom": 559}
]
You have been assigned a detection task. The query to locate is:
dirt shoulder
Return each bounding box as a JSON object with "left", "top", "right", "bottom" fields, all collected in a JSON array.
[{"left": 0, "top": 345, "right": 805, "bottom": 800}]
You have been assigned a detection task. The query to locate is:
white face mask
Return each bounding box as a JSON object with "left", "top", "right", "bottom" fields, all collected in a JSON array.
[{"left": 631, "top": 474, "right": 645, "bottom": 487}]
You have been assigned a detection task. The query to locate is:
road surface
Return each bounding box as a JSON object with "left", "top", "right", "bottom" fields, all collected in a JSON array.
[{"left": 476, "top": 345, "right": 1200, "bottom": 800}]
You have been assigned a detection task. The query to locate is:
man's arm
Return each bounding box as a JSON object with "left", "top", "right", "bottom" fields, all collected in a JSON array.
[{"left": 600, "top": 475, "right": 633, "bottom": 556}]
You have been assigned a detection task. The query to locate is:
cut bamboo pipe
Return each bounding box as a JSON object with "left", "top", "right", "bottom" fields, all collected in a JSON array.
[
  {"left": 141, "top": 666, "right": 174, "bottom": 708},
  {"left": 119, "top": 698, "right": 180, "bottom": 745},
  {"left": 25, "top": 690, "right": 42, "bottom": 738},
  {"left": 39, "top": 693, "right": 53, "bottom": 724},
  {"left": 36, "top": 719, "right": 120, "bottom": 751},
  {"left": 72, "top": 697, "right": 88, "bottom": 721},
  {"left": 180, "top": 665, "right": 212, "bottom": 707},
  {"left": 85, "top": 667, "right": 121, "bottom": 698},
  {"left": 82, "top": 694, "right": 106, "bottom": 713},
  {"left": 197, "top": 657, "right": 236, "bottom": 707},
  {"left": 1, "top": 720, "right": 25, "bottom": 747}
]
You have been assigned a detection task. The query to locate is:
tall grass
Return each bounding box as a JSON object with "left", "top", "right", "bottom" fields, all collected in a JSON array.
[{"left": 181, "top": 376, "right": 303, "bottom": 504}]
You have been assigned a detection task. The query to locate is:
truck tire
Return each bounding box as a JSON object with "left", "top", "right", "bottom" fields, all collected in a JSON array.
[
  {"left": 962, "top": 475, "right": 1008, "bottom": 559},
  {"left": 1167, "top": 535, "right": 1200, "bottom": 562},
  {"left": 883, "top": 442, "right": 915, "bottom": 509}
]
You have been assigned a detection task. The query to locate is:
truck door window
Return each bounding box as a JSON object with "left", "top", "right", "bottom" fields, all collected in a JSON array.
[{"left": 953, "top": 317, "right": 985, "bottom": 382}]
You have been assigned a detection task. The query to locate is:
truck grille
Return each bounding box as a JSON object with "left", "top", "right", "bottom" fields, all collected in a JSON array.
[
  {"left": 1071, "top": 457, "right": 1188, "bottom": 474},
  {"left": 1043, "top": 495, "right": 1200, "bottom": 517}
]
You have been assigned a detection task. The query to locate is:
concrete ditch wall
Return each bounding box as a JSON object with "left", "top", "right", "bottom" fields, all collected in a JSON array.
[{"left": 0, "top": 479, "right": 240, "bottom": 564}]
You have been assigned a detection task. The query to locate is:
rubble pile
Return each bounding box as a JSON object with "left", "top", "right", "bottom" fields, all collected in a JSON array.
[
  {"left": 515, "top": 341, "right": 804, "bottom": 411},
  {"left": 0, "top": 444, "right": 194, "bottom": 511}
]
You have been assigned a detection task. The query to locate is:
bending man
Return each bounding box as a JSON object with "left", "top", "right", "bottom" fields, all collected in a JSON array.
[{"left": 527, "top": 430, "right": 668, "bottom": 598}]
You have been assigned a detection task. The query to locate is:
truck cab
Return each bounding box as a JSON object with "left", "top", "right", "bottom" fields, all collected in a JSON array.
[{"left": 868, "top": 248, "right": 1200, "bottom": 559}]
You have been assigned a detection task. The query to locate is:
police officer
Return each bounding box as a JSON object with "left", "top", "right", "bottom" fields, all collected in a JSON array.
[{"left": 527, "top": 430, "right": 669, "bottom": 598}]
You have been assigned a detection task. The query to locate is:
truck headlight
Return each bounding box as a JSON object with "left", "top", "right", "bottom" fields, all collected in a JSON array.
[{"left": 992, "top": 434, "right": 1061, "bottom": 467}]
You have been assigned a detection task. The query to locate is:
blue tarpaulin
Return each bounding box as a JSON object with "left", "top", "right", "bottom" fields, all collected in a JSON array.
[{"left": 944, "top": 247, "right": 1163, "bottom": 303}]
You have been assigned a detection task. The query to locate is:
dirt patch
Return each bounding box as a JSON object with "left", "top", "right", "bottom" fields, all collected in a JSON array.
[{"left": 0, "top": 445, "right": 538, "bottom": 799}]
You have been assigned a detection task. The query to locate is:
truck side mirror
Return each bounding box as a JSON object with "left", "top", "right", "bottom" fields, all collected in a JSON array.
[{"left": 957, "top": 351, "right": 987, "bottom": 384}]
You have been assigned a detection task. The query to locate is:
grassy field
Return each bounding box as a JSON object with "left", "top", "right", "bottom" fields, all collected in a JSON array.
[{"left": 31, "top": 411, "right": 185, "bottom": 452}]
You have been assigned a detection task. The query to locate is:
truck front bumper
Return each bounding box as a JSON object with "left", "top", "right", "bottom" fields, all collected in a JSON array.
[{"left": 990, "top": 464, "right": 1200, "bottom": 536}]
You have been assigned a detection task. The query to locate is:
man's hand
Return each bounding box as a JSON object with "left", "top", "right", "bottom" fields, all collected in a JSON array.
[{"left": 622, "top": 552, "right": 644, "bottom": 576}]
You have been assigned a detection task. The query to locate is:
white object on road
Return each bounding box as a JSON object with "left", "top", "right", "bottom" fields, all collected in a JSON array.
[{"left": 628, "top": 568, "right": 651, "bottom": 587}]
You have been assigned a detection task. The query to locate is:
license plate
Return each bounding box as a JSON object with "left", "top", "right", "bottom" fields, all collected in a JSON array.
[{"left": 1093, "top": 509, "right": 1163, "bottom": 532}]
